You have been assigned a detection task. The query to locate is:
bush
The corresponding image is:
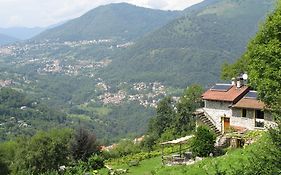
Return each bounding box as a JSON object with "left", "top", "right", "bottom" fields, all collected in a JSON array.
[
  {"left": 71, "top": 128, "right": 100, "bottom": 161},
  {"left": 11, "top": 129, "right": 73, "bottom": 174},
  {"left": 88, "top": 154, "right": 104, "bottom": 170},
  {"left": 140, "top": 134, "right": 157, "bottom": 152},
  {"left": 64, "top": 154, "right": 104, "bottom": 175},
  {"left": 191, "top": 126, "right": 216, "bottom": 157},
  {"left": 109, "top": 140, "right": 141, "bottom": 158}
]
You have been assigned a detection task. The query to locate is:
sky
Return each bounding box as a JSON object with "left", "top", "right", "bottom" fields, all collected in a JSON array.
[{"left": 0, "top": 0, "right": 204, "bottom": 28}]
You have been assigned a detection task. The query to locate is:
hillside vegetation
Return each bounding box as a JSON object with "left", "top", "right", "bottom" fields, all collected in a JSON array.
[
  {"left": 34, "top": 3, "right": 181, "bottom": 41},
  {"left": 101, "top": 0, "right": 275, "bottom": 87},
  {"left": 0, "top": 0, "right": 280, "bottom": 174}
]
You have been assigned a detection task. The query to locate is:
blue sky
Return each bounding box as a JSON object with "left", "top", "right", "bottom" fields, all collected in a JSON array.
[{"left": 0, "top": 0, "right": 204, "bottom": 28}]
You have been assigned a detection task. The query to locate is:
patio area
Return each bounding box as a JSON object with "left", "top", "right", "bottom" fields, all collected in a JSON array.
[{"left": 160, "top": 135, "right": 200, "bottom": 165}]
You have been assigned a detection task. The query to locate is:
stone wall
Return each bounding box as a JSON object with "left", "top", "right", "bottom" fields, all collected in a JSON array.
[
  {"left": 203, "top": 107, "right": 232, "bottom": 131},
  {"left": 231, "top": 108, "right": 255, "bottom": 130},
  {"left": 205, "top": 100, "right": 231, "bottom": 110},
  {"left": 203, "top": 100, "right": 276, "bottom": 131},
  {"left": 232, "top": 108, "right": 274, "bottom": 130}
]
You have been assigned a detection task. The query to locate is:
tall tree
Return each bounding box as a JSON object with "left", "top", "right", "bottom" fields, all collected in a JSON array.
[
  {"left": 71, "top": 128, "right": 100, "bottom": 161},
  {"left": 174, "top": 85, "right": 203, "bottom": 136},
  {"left": 191, "top": 126, "right": 216, "bottom": 157},
  {"left": 148, "top": 96, "right": 175, "bottom": 137},
  {"left": 12, "top": 129, "right": 72, "bottom": 174},
  {"left": 222, "top": 1, "right": 281, "bottom": 112},
  {"left": 223, "top": 1, "right": 281, "bottom": 174}
]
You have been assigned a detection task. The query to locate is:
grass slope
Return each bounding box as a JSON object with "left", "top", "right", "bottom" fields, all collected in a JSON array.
[{"left": 102, "top": 132, "right": 269, "bottom": 175}]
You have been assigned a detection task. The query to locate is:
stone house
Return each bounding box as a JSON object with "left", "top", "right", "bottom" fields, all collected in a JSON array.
[{"left": 197, "top": 80, "right": 276, "bottom": 134}]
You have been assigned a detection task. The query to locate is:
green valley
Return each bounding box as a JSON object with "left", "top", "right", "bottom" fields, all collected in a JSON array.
[{"left": 0, "top": 1, "right": 280, "bottom": 174}]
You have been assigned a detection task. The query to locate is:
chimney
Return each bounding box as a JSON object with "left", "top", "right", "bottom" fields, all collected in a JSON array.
[
  {"left": 236, "top": 77, "right": 243, "bottom": 88},
  {"left": 231, "top": 77, "right": 236, "bottom": 86}
]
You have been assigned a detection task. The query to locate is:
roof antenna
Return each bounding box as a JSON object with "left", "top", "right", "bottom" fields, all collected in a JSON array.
[{"left": 242, "top": 73, "right": 248, "bottom": 85}]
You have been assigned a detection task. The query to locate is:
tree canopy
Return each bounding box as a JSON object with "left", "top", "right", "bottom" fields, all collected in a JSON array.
[
  {"left": 221, "top": 2, "right": 281, "bottom": 174},
  {"left": 147, "top": 85, "right": 203, "bottom": 142},
  {"left": 222, "top": 1, "right": 281, "bottom": 112}
]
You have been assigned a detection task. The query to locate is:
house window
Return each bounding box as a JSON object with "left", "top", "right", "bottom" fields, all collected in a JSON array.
[
  {"left": 255, "top": 110, "right": 265, "bottom": 128},
  {"left": 255, "top": 120, "right": 264, "bottom": 128},
  {"left": 242, "top": 109, "right": 247, "bottom": 117},
  {"left": 256, "top": 110, "right": 264, "bottom": 119}
]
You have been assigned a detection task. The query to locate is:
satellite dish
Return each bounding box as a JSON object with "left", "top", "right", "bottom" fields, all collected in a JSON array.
[{"left": 242, "top": 73, "right": 248, "bottom": 80}]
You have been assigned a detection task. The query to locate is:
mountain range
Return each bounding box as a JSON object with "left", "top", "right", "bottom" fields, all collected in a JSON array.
[
  {"left": 0, "top": 27, "right": 44, "bottom": 41},
  {"left": 0, "top": 33, "right": 19, "bottom": 45},
  {"left": 29, "top": 0, "right": 275, "bottom": 87},
  {"left": 0, "top": 0, "right": 277, "bottom": 143},
  {"left": 0, "top": 20, "right": 66, "bottom": 42},
  {"left": 100, "top": 0, "right": 275, "bottom": 87},
  {"left": 34, "top": 3, "right": 182, "bottom": 41}
]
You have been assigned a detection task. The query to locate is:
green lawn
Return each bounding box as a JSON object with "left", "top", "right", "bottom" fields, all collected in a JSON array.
[
  {"left": 100, "top": 156, "right": 162, "bottom": 175},
  {"left": 102, "top": 132, "right": 267, "bottom": 175},
  {"left": 124, "top": 156, "right": 162, "bottom": 175}
]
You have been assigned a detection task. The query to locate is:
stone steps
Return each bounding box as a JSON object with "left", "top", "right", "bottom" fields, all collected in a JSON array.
[{"left": 197, "top": 113, "right": 221, "bottom": 135}]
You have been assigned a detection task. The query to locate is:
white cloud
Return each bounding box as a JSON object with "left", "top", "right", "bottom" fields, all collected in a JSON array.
[{"left": 0, "top": 0, "right": 204, "bottom": 28}]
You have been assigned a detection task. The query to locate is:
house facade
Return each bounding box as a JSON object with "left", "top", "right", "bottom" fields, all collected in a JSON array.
[
  {"left": 231, "top": 91, "right": 275, "bottom": 130},
  {"left": 199, "top": 81, "right": 276, "bottom": 133}
]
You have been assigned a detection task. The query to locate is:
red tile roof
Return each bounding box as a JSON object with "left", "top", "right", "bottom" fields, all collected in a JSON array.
[
  {"left": 232, "top": 98, "right": 265, "bottom": 109},
  {"left": 202, "top": 85, "right": 249, "bottom": 102}
]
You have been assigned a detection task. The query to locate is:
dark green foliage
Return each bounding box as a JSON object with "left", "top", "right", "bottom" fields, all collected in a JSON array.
[
  {"left": 0, "top": 149, "right": 9, "bottom": 175},
  {"left": 0, "top": 88, "right": 31, "bottom": 108},
  {"left": 230, "top": 129, "right": 281, "bottom": 175},
  {"left": 148, "top": 97, "right": 175, "bottom": 138},
  {"left": 191, "top": 126, "right": 216, "bottom": 157},
  {"left": 148, "top": 85, "right": 203, "bottom": 142},
  {"left": 87, "top": 154, "right": 104, "bottom": 170},
  {"left": 174, "top": 85, "right": 203, "bottom": 136},
  {"left": 34, "top": 3, "right": 181, "bottom": 41},
  {"left": 0, "top": 129, "right": 105, "bottom": 174},
  {"left": 0, "top": 88, "right": 69, "bottom": 141},
  {"left": 242, "top": 125, "right": 281, "bottom": 175},
  {"left": 65, "top": 154, "right": 104, "bottom": 174},
  {"left": 71, "top": 128, "right": 100, "bottom": 161},
  {"left": 140, "top": 134, "right": 158, "bottom": 152},
  {"left": 221, "top": 0, "right": 281, "bottom": 111},
  {"left": 0, "top": 141, "right": 16, "bottom": 175},
  {"left": 12, "top": 129, "right": 73, "bottom": 175},
  {"left": 222, "top": 1, "right": 281, "bottom": 174}
]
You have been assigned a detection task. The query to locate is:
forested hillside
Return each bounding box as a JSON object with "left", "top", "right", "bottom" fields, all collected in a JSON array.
[
  {"left": 0, "top": 0, "right": 276, "bottom": 144},
  {"left": 0, "top": 88, "right": 69, "bottom": 141},
  {"left": 101, "top": 0, "right": 275, "bottom": 87},
  {"left": 0, "top": 0, "right": 280, "bottom": 174},
  {"left": 34, "top": 3, "right": 181, "bottom": 41}
]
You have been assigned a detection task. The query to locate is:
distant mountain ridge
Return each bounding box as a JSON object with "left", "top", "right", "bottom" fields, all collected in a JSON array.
[
  {"left": 33, "top": 3, "right": 182, "bottom": 41},
  {"left": 0, "top": 21, "right": 67, "bottom": 41},
  {"left": 0, "top": 27, "right": 45, "bottom": 40},
  {"left": 0, "top": 33, "right": 19, "bottom": 45},
  {"left": 100, "top": 0, "right": 275, "bottom": 87}
]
